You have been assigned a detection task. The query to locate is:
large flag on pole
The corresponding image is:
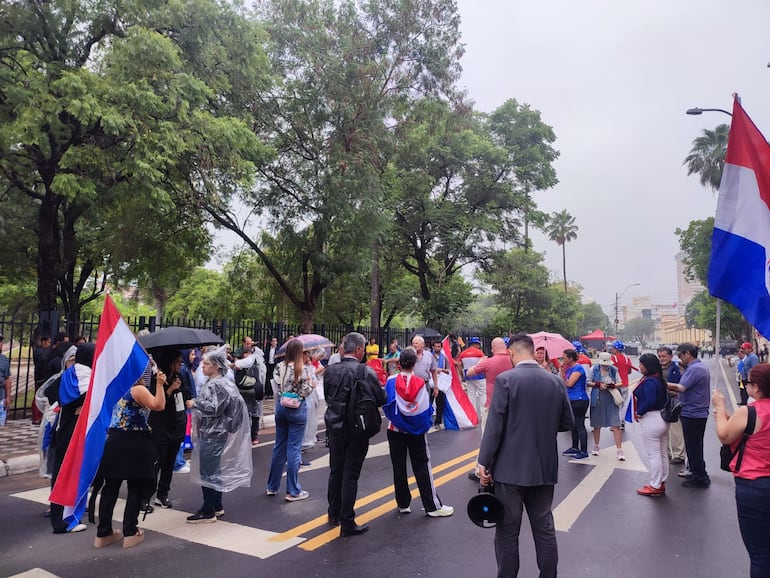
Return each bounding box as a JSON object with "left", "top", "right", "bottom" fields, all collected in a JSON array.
[
  {"left": 708, "top": 96, "right": 770, "bottom": 339},
  {"left": 49, "top": 295, "right": 149, "bottom": 530},
  {"left": 438, "top": 337, "right": 479, "bottom": 430}
]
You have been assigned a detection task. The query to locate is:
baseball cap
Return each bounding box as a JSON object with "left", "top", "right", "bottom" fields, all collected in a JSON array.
[
  {"left": 469, "top": 337, "right": 481, "bottom": 345},
  {"left": 741, "top": 342, "right": 753, "bottom": 350}
]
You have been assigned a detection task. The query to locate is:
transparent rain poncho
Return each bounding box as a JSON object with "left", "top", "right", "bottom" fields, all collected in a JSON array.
[{"left": 190, "top": 374, "right": 252, "bottom": 492}]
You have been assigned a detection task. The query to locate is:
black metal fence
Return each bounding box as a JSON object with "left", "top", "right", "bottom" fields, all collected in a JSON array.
[{"left": 0, "top": 315, "right": 493, "bottom": 420}]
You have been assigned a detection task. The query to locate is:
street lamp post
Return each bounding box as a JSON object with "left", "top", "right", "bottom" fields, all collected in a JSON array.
[
  {"left": 685, "top": 104, "right": 733, "bottom": 380},
  {"left": 615, "top": 283, "right": 640, "bottom": 336}
]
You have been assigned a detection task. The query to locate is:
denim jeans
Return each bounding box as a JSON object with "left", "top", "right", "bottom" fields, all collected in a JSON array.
[
  {"left": 266, "top": 399, "right": 307, "bottom": 496},
  {"left": 735, "top": 476, "right": 770, "bottom": 577}
]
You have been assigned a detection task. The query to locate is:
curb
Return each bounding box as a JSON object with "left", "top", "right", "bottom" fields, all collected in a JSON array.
[
  {"left": 1, "top": 454, "right": 40, "bottom": 477},
  {"left": 0, "top": 415, "right": 277, "bottom": 478}
]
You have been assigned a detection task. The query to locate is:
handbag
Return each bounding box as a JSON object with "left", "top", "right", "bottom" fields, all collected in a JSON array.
[
  {"left": 609, "top": 387, "right": 624, "bottom": 407},
  {"left": 660, "top": 394, "right": 682, "bottom": 423},
  {"left": 720, "top": 405, "right": 757, "bottom": 472},
  {"left": 280, "top": 391, "right": 301, "bottom": 409}
]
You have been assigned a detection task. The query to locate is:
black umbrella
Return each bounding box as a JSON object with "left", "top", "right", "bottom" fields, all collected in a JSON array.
[
  {"left": 410, "top": 327, "right": 443, "bottom": 340},
  {"left": 137, "top": 327, "right": 224, "bottom": 351}
]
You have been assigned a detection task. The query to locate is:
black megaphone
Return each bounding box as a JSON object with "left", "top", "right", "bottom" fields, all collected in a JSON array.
[{"left": 467, "top": 483, "right": 505, "bottom": 528}]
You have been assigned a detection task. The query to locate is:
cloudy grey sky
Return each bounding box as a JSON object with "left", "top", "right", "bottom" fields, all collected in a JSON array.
[{"left": 455, "top": 0, "right": 770, "bottom": 316}]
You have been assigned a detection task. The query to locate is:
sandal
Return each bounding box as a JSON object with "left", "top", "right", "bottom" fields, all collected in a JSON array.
[
  {"left": 94, "top": 530, "right": 122, "bottom": 549},
  {"left": 123, "top": 528, "right": 144, "bottom": 549}
]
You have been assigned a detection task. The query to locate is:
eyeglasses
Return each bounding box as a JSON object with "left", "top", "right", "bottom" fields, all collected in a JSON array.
[{"left": 746, "top": 381, "right": 758, "bottom": 387}]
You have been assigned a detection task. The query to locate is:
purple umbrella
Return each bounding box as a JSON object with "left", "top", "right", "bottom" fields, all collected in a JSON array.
[{"left": 275, "top": 334, "right": 334, "bottom": 358}]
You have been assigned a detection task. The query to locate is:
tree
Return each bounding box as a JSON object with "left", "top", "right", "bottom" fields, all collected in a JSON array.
[
  {"left": 485, "top": 99, "right": 559, "bottom": 249},
  {"left": 200, "top": 0, "right": 464, "bottom": 332},
  {"left": 544, "top": 210, "right": 578, "bottom": 292},
  {"left": 577, "top": 302, "right": 610, "bottom": 337},
  {"left": 685, "top": 290, "right": 745, "bottom": 339},
  {"left": 622, "top": 317, "right": 656, "bottom": 343},
  {"left": 0, "top": 0, "right": 267, "bottom": 333},
  {"left": 683, "top": 124, "right": 730, "bottom": 192},
  {"left": 675, "top": 218, "right": 714, "bottom": 286}
]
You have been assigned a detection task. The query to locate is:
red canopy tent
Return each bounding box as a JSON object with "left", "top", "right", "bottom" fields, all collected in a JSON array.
[{"left": 580, "top": 329, "right": 616, "bottom": 341}]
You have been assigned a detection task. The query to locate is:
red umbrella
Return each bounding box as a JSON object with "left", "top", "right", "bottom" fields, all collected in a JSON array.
[{"left": 528, "top": 331, "right": 574, "bottom": 360}]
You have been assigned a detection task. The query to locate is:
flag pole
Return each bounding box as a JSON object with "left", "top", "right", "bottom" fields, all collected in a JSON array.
[{"left": 714, "top": 298, "right": 721, "bottom": 390}]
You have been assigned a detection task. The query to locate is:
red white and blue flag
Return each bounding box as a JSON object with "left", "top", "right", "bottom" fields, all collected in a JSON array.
[
  {"left": 439, "top": 338, "right": 479, "bottom": 430},
  {"left": 708, "top": 96, "right": 770, "bottom": 339},
  {"left": 49, "top": 295, "right": 149, "bottom": 530}
]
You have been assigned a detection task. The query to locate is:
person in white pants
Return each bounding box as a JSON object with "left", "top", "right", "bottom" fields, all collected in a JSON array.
[{"left": 632, "top": 353, "right": 670, "bottom": 496}]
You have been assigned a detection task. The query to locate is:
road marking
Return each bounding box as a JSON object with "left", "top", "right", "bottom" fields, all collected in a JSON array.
[
  {"left": 270, "top": 448, "right": 479, "bottom": 542},
  {"left": 553, "top": 440, "right": 646, "bottom": 532},
  {"left": 11, "top": 487, "right": 304, "bottom": 559},
  {"left": 718, "top": 357, "right": 739, "bottom": 409},
  {"left": 298, "top": 457, "right": 478, "bottom": 551},
  {"left": 8, "top": 570, "right": 60, "bottom": 578}
]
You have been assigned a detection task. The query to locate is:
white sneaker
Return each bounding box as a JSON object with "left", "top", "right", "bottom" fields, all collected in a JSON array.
[
  {"left": 616, "top": 450, "right": 625, "bottom": 461},
  {"left": 69, "top": 523, "right": 87, "bottom": 533},
  {"left": 427, "top": 505, "right": 454, "bottom": 517},
  {"left": 285, "top": 490, "right": 309, "bottom": 502},
  {"left": 678, "top": 468, "right": 692, "bottom": 478},
  {"left": 398, "top": 506, "right": 411, "bottom": 514}
]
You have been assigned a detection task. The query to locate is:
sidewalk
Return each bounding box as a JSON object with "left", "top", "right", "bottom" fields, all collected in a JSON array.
[{"left": 0, "top": 398, "right": 277, "bottom": 478}]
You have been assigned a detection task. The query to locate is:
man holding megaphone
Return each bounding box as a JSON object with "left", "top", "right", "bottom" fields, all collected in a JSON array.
[{"left": 474, "top": 333, "right": 574, "bottom": 578}]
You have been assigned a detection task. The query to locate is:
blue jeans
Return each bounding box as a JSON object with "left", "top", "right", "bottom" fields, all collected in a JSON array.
[
  {"left": 735, "top": 476, "right": 770, "bottom": 577},
  {"left": 266, "top": 400, "right": 307, "bottom": 496},
  {"left": 174, "top": 445, "right": 186, "bottom": 470}
]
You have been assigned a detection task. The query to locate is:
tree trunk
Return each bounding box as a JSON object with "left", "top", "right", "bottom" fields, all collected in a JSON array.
[
  {"left": 37, "top": 192, "right": 61, "bottom": 313},
  {"left": 299, "top": 308, "right": 315, "bottom": 333},
  {"left": 562, "top": 243, "right": 567, "bottom": 292},
  {"left": 370, "top": 241, "right": 380, "bottom": 332}
]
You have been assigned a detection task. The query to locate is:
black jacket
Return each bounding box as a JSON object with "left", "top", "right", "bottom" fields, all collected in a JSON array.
[{"left": 324, "top": 357, "right": 385, "bottom": 433}]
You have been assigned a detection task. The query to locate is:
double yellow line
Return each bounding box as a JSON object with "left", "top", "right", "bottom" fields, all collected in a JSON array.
[{"left": 268, "top": 448, "right": 479, "bottom": 551}]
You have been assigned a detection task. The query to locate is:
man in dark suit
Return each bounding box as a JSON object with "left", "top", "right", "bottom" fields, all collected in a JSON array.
[
  {"left": 324, "top": 332, "right": 386, "bottom": 537},
  {"left": 477, "top": 333, "right": 574, "bottom": 578}
]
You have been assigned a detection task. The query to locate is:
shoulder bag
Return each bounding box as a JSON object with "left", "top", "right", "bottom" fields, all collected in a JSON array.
[{"left": 720, "top": 405, "right": 757, "bottom": 472}]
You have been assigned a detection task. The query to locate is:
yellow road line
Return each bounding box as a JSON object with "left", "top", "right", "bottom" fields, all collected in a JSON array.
[
  {"left": 298, "top": 457, "right": 478, "bottom": 551},
  {"left": 269, "top": 448, "right": 478, "bottom": 542}
]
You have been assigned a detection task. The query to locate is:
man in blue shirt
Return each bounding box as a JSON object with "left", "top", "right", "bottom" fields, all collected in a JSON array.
[
  {"left": 738, "top": 342, "right": 759, "bottom": 405},
  {"left": 668, "top": 343, "right": 711, "bottom": 488},
  {"left": 658, "top": 346, "right": 684, "bottom": 464}
]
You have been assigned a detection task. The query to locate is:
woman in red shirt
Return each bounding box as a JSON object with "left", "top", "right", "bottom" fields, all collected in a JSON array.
[{"left": 712, "top": 364, "right": 770, "bottom": 577}]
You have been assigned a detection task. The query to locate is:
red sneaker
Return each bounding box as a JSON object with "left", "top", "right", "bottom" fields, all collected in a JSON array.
[{"left": 636, "top": 485, "right": 665, "bottom": 497}]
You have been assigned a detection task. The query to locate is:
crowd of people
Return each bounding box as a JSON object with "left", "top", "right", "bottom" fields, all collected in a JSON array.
[{"left": 18, "top": 328, "right": 769, "bottom": 576}]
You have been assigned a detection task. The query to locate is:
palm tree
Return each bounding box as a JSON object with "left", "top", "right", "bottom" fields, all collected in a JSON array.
[
  {"left": 545, "top": 210, "right": 578, "bottom": 292},
  {"left": 683, "top": 124, "right": 730, "bottom": 192}
]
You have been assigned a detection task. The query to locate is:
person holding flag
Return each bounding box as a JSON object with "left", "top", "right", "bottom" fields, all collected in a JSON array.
[
  {"left": 95, "top": 361, "right": 168, "bottom": 548},
  {"left": 49, "top": 295, "right": 152, "bottom": 541},
  {"left": 382, "top": 347, "right": 454, "bottom": 518}
]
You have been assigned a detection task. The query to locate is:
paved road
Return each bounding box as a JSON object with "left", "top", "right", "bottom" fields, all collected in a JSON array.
[{"left": 0, "top": 358, "right": 751, "bottom": 578}]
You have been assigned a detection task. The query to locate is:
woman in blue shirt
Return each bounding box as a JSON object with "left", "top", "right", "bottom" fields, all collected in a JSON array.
[
  {"left": 631, "top": 353, "right": 669, "bottom": 497},
  {"left": 561, "top": 349, "right": 590, "bottom": 459}
]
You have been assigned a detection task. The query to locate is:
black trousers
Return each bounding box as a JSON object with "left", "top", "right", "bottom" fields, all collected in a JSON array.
[
  {"left": 495, "top": 483, "right": 558, "bottom": 578},
  {"left": 386, "top": 429, "right": 440, "bottom": 512},
  {"left": 681, "top": 415, "right": 709, "bottom": 482},
  {"left": 97, "top": 477, "right": 154, "bottom": 538},
  {"left": 434, "top": 391, "right": 447, "bottom": 426},
  {"left": 155, "top": 437, "right": 183, "bottom": 498},
  {"left": 569, "top": 399, "right": 589, "bottom": 452},
  {"left": 327, "top": 430, "right": 369, "bottom": 527}
]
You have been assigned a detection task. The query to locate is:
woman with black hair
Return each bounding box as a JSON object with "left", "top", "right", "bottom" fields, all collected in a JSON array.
[{"left": 631, "top": 353, "right": 669, "bottom": 496}]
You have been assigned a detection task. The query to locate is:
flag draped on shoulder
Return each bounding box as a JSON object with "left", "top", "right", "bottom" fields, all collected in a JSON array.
[
  {"left": 49, "top": 295, "right": 150, "bottom": 530},
  {"left": 708, "top": 96, "right": 770, "bottom": 339},
  {"left": 439, "top": 338, "right": 479, "bottom": 430}
]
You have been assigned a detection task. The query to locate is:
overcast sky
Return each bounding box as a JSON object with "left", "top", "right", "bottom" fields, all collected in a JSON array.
[{"left": 454, "top": 0, "right": 770, "bottom": 317}]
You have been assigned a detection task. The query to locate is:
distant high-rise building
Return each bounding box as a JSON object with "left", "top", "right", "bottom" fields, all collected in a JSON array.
[{"left": 675, "top": 252, "right": 705, "bottom": 312}]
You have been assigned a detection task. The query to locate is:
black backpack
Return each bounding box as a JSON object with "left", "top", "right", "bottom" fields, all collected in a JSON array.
[
  {"left": 235, "top": 363, "right": 264, "bottom": 400},
  {"left": 346, "top": 364, "right": 382, "bottom": 439}
]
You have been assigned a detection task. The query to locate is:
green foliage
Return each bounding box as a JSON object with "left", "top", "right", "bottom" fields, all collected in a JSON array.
[
  {"left": 685, "top": 290, "right": 745, "bottom": 339},
  {"left": 622, "top": 317, "right": 656, "bottom": 343},
  {"left": 675, "top": 218, "right": 713, "bottom": 286},
  {"left": 544, "top": 209, "right": 578, "bottom": 291},
  {"left": 480, "top": 248, "right": 582, "bottom": 335},
  {"left": 683, "top": 124, "right": 729, "bottom": 192},
  {"left": 0, "top": 0, "right": 269, "bottom": 331},
  {"left": 577, "top": 302, "right": 610, "bottom": 337}
]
